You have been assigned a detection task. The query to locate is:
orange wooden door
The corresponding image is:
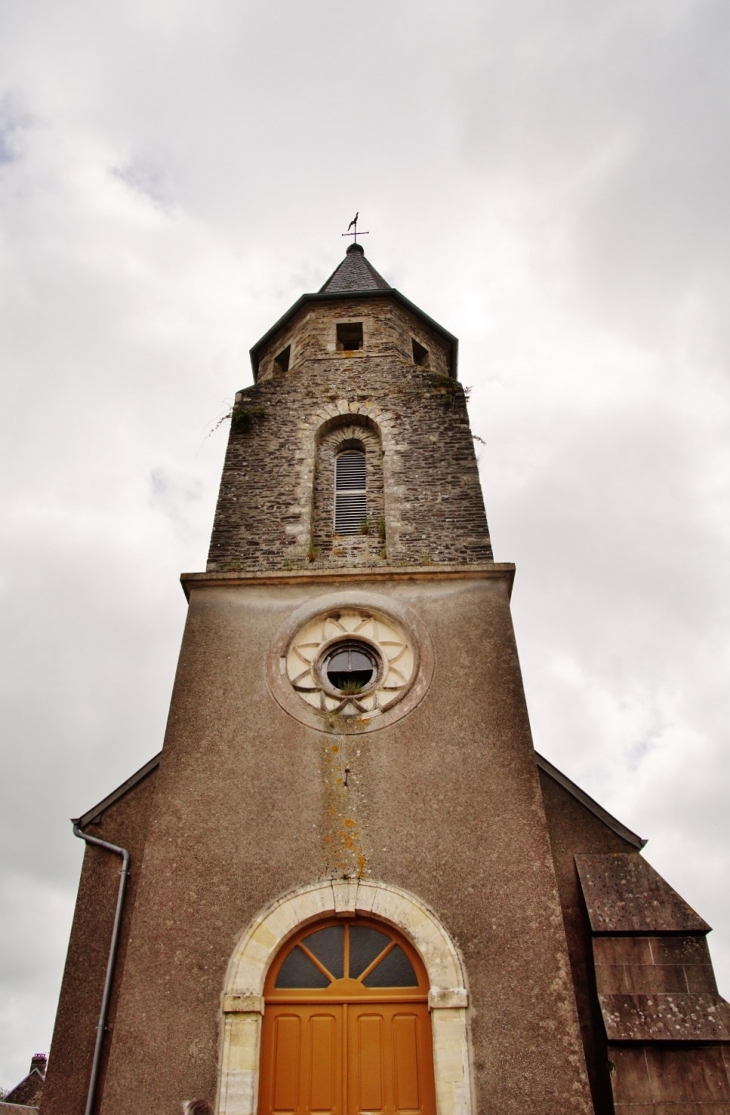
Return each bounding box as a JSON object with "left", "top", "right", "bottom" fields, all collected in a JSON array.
[{"left": 257, "top": 920, "right": 436, "bottom": 1115}]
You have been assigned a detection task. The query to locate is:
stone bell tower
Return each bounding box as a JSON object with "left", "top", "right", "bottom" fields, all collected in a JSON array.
[{"left": 40, "top": 243, "right": 730, "bottom": 1115}]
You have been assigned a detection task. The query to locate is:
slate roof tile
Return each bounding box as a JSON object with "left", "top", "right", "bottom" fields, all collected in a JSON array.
[
  {"left": 576, "top": 853, "right": 710, "bottom": 933},
  {"left": 319, "top": 244, "right": 391, "bottom": 293}
]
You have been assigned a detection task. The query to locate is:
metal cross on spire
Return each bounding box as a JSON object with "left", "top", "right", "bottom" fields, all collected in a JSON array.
[{"left": 342, "top": 212, "right": 369, "bottom": 245}]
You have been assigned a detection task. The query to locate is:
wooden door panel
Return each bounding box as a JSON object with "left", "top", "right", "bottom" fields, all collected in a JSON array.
[
  {"left": 260, "top": 1005, "right": 343, "bottom": 1115},
  {"left": 272, "top": 1014, "right": 301, "bottom": 1113},
  {"left": 309, "top": 1013, "right": 338, "bottom": 1113},
  {"left": 347, "top": 1004, "right": 435, "bottom": 1115},
  {"left": 353, "top": 1012, "right": 385, "bottom": 1112},
  {"left": 392, "top": 1013, "right": 420, "bottom": 1113}
]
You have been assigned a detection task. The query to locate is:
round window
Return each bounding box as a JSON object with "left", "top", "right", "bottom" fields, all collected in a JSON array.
[
  {"left": 323, "top": 641, "right": 379, "bottom": 695},
  {"left": 270, "top": 595, "right": 434, "bottom": 731}
]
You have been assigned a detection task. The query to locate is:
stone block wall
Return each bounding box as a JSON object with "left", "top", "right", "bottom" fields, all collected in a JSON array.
[
  {"left": 255, "top": 297, "right": 452, "bottom": 383},
  {"left": 207, "top": 295, "right": 493, "bottom": 573}
]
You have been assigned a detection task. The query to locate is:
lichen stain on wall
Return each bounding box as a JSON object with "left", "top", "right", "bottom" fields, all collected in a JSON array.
[{"left": 318, "top": 735, "right": 369, "bottom": 879}]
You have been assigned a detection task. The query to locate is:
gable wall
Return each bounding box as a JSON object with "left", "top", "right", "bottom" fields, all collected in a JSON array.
[{"left": 40, "top": 765, "right": 159, "bottom": 1115}]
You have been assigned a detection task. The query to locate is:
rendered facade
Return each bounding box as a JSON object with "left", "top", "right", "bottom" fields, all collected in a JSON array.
[{"left": 38, "top": 244, "right": 730, "bottom": 1114}]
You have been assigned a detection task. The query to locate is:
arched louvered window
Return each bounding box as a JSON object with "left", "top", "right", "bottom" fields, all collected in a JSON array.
[{"left": 334, "top": 449, "right": 366, "bottom": 534}]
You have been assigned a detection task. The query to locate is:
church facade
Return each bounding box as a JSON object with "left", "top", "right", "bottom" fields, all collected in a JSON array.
[{"left": 39, "top": 244, "right": 730, "bottom": 1115}]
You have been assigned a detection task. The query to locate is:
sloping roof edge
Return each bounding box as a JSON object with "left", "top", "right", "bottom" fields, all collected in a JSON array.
[
  {"left": 536, "top": 751, "right": 646, "bottom": 850},
  {"left": 73, "top": 752, "right": 162, "bottom": 829},
  {"left": 248, "top": 288, "right": 459, "bottom": 381},
  {"left": 3, "top": 1066, "right": 45, "bottom": 1109}
]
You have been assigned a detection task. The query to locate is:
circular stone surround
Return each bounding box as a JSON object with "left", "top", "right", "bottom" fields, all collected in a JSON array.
[
  {"left": 267, "top": 591, "right": 434, "bottom": 733},
  {"left": 288, "top": 609, "right": 414, "bottom": 716}
]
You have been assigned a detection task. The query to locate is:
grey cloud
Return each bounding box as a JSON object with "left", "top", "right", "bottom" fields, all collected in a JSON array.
[{"left": 1, "top": 0, "right": 730, "bottom": 1087}]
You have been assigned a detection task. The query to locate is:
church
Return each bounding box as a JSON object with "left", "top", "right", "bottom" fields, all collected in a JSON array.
[{"left": 36, "top": 241, "right": 730, "bottom": 1114}]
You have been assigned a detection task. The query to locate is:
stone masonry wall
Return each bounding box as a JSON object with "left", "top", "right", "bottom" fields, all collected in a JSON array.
[
  {"left": 256, "top": 296, "right": 452, "bottom": 383},
  {"left": 207, "top": 295, "right": 493, "bottom": 572}
]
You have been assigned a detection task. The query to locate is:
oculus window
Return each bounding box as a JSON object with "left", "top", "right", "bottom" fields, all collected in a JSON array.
[
  {"left": 324, "top": 641, "right": 379, "bottom": 695},
  {"left": 285, "top": 608, "right": 416, "bottom": 718}
]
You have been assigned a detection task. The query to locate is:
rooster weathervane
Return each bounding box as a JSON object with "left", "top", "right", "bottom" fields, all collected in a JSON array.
[{"left": 342, "top": 212, "right": 369, "bottom": 245}]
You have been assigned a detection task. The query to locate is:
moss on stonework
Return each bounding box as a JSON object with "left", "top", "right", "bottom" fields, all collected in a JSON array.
[{"left": 231, "top": 403, "right": 267, "bottom": 432}]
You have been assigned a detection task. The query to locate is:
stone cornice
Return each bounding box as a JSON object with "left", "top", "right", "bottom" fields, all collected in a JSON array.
[{"left": 180, "top": 562, "right": 516, "bottom": 600}]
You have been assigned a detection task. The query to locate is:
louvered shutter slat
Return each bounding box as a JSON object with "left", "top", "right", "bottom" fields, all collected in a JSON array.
[
  {"left": 335, "top": 453, "right": 366, "bottom": 490},
  {"left": 334, "top": 451, "right": 367, "bottom": 534},
  {"left": 335, "top": 493, "right": 367, "bottom": 534}
]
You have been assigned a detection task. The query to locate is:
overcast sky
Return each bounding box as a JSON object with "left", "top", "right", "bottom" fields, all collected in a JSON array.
[{"left": 2, "top": 0, "right": 730, "bottom": 1090}]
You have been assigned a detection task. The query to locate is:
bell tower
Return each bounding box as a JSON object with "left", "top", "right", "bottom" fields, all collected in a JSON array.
[
  {"left": 207, "top": 241, "right": 493, "bottom": 576},
  {"left": 40, "top": 242, "right": 730, "bottom": 1115}
]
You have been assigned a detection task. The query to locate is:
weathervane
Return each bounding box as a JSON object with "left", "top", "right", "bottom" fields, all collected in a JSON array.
[{"left": 342, "top": 212, "right": 369, "bottom": 245}]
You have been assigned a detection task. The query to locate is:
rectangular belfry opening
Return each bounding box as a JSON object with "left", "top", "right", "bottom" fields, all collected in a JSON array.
[
  {"left": 336, "top": 322, "right": 363, "bottom": 352},
  {"left": 412, "top": 338, "right": 429, "bottom": 366},
  {"left": 274, "top": 344, "right": 290, "bottom": 373}
]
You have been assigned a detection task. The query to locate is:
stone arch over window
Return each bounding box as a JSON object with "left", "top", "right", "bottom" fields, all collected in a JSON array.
[
  {"left": 311, "top": 415, "right": 385, "bottom": 564},
  {"left": 216, "top": 879, "right": 473, "bottom": 1115}
]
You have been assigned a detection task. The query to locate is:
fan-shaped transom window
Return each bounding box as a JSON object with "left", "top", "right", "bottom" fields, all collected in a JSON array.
[
  {"left": 334, "top": 449, "right": 366, "bottom": 534},
  {"left": 267, "top": 919, "right": 426, "bottom": 998}
]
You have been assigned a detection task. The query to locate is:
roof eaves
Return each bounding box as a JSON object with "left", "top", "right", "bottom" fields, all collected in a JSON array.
[
  {"left": 249, "top": 288, "right": 459, "bottom": 381},
  {"left": 535, "top": 751, "right": 646, "bottom": 850},
  {"left": 73, "top": 752, "right": 162, "bottom": 828}
]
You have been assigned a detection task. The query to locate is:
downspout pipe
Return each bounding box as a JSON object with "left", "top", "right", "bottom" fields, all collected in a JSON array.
[{"left": 72, "top": 823, "right": 131, "bottom": 1115}]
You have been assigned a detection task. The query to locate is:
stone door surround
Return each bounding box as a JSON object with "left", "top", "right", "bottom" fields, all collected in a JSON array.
[{"left": 217, "top": 879, "right": 473, "bottom": 1115}]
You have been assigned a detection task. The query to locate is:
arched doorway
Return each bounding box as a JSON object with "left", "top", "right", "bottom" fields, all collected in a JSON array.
[
  {"left": 258, "top": 917, "right": 437, "bottom": 1115},
  {"left": 217, "top": 880, "right": 472, "bottom": 1115}
]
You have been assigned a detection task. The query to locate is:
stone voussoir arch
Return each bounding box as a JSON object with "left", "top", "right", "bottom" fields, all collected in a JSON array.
[
  {"left": 308, "top": 399, "right": 393, "bottom": 439},
  {"left": 217, "top": 878, "right": 474, "bottom": 1115},
  {"left": 304, "top": 400, "right": 395, "bottom": 465}
]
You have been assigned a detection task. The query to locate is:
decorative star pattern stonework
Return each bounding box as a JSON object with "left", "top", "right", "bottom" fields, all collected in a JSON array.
[{"left": 286, "top": 609, "right": 415, "bottom": 718}]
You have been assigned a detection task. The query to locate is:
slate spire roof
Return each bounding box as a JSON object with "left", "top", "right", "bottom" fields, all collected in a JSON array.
[{"left": 319, "top": 242, "right": 391, "bottom": 294}]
